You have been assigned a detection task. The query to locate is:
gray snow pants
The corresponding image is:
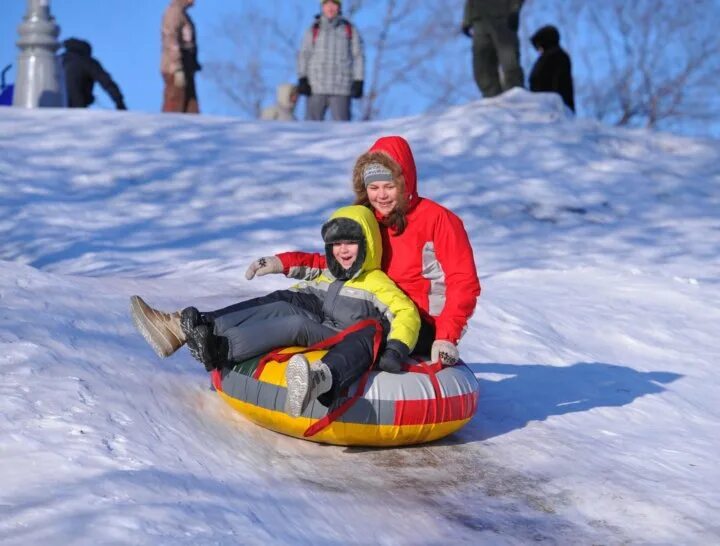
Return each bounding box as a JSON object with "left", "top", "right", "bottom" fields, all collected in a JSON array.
[
  {"left": 471, "top": 17, "right": 524, "bottom": 97},
  {"left": 212, "top": 300, "right": 337, "bottom": 363},
  {"left": 305, "top": 94, "right": 351, "bottom": 121},
  {"left": 206, "top": 290, "right": 382, "bottom": 406}
]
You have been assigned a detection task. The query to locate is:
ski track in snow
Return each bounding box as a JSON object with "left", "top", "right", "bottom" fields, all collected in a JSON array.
[{"left": 1, "top": 90, "right": 719, "bottom": 544}]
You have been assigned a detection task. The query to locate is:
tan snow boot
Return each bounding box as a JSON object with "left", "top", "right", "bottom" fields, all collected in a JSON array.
[{"left": 129, "top": 295, "right": 186, "bottom": 358}]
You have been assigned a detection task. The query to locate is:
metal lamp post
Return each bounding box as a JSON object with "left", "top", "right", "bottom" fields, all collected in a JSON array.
[{"left": 13, "top": 0, "right": 66, "bottom": 108}]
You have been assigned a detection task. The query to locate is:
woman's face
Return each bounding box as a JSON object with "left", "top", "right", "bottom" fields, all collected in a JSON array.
[
  {"left": 332, "top": 241, "right": 359, "bottom": 270},
  {"left": 366, "top": 179, "right": 399, "bottom": 216}
]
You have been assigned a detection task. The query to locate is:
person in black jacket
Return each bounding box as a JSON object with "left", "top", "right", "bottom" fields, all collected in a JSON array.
[
  {"left": 529, "top": 25, "right": 575, "bottom": 112},
  {"left": 62, "top": 38, "right": 126, "bottom": 110}
]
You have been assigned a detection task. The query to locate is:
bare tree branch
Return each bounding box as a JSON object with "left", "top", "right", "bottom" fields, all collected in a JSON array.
[{"left": 206, "top": 0, "right": 720, "bottom": 135}]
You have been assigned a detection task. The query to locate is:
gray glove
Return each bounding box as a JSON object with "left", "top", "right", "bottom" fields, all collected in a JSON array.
[
  {"left": 431, "top": 340, "right": 459, "bottom": 366},
  {"left": 245, "top": 256, "right": 283, "bottom": 280}
]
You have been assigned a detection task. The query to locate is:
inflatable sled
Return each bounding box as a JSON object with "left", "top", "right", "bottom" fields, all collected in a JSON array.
[{"left": 210, "top": 329, "right": 479, "bottom": 447}]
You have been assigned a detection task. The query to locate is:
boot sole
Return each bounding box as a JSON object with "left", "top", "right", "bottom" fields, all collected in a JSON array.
[
  {"left": 129, "top": 296, "right": 182, "bottom": 358},
  {"left": 285, "top": 355, "right": 311, "bottom": 417}
]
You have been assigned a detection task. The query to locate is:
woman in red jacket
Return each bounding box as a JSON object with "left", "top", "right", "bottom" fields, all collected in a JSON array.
[{"left": 246, "top": 135, "right": 481, "bottom": 365}]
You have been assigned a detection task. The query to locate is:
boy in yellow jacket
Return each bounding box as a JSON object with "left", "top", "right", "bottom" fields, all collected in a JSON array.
[{"left": 131, "top": 205, "right": 420, "bottom": 417}]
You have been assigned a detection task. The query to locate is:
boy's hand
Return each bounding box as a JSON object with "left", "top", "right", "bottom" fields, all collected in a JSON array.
[
  {"left": 245, "top": 256, "right": 283, "bottom": 280},
  {"left": 378, "top": 340, "right": 410, "bottom": 373},
  {"left": 378, "top": 348, "right": 403, "bottom": 373},
  {"left": 431, "top": 340, "right": 459, "bottom": 366}
]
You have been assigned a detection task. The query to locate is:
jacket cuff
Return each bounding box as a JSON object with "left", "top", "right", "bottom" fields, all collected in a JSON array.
[
  {"left": 276, "top": 253, "right": 292, "bottom": 275},
  {"left": 433, "top": 326, "right": 459, "bottom": 345}
]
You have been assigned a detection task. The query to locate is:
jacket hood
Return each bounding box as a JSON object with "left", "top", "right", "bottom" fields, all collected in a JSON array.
[
  {"left": 276, "top": 83, "right": 297, "bottom": 109},
  {"left": 322, "top": 205, "right": 381, "bottom": 280},
  {"left": 367, "top": 135, "right": 419, "bottom": 211},
  {"left": 63, "top": 38, "right": 92, "bottom": 57},
  {"left": 531, "top": 25, "right": 560, "bottom": 50}
]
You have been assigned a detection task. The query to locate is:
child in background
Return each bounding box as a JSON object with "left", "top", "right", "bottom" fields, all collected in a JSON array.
[{"left": 529, "top": 25, "right": 575, "bottom": 112}]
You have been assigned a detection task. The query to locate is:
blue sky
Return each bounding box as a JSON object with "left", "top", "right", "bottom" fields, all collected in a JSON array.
[
  {"left": 0, "top": 0, "right": 555, "bottom": 119},
  {"left": 1, "top": 0, "right": 486, "bottom": 118},
  {"left": 0, "top": 0, "right": 287, "bottom": 115},
  {"left": 3, "top": 1, "right": 717, "bottom": 137}
]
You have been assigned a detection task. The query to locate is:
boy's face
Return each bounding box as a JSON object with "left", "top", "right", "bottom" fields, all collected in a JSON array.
[{"left": 332, "top": 241, "right": 359, "bottom": 270}]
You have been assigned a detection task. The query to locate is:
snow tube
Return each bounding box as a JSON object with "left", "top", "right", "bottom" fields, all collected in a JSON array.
[{"left": 210, "top": 347, "right": 479, "bottom": 447}]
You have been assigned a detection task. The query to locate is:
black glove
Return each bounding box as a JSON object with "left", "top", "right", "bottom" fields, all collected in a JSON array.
[
  {"left": 350, "top": 80, "right": 364, "bottom": 99},
  {"left": 378, "top": 348, "right": 403, "bottom": 373},
  {"left": 116, "top": 100, "right": 127, "bottom": 111},
  {"left": 377, "top": 341, "right": 410, "bottom": 373},
  {"left": 297, "top": 77, "right": 312, "bottom": 96},
  {"left": 507, "top": 12, "right": 520, "bottom": 32},
  {"left": 461, "top": 24, "right": 473, "bottom": 38}
]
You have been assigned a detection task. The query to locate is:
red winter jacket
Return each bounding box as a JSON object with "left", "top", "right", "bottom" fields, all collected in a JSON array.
[{"left": 278, "top": 136, "right": 481, "bottom": 344}]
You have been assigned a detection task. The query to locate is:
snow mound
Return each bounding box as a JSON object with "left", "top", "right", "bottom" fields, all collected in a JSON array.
[{"left": 1, "top": 91, "right": 719, "bottom": 544}]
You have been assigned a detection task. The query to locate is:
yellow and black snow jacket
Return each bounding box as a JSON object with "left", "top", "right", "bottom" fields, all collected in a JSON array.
[{"left": 291, "top": 205, "right": 420, "bottom": 352}]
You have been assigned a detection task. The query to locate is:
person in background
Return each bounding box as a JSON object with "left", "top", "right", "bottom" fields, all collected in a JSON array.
[
  {"left": 462, "top": 0, "right": 525, "bottom": 98},
  {"left": 297, "top": 0, "right": 364, "bottom": 121},
  {"left": 161, "top": 0, "right": 201, "bottom": 113},
  {"left": 261, "top": 83, "right": 299, "bottom": 121},
  {"left": 529, "top": 25, "right": 575, "bottom": 112},
  {"left": 61, "top": 38, "right": 126, "bottom": 110}
]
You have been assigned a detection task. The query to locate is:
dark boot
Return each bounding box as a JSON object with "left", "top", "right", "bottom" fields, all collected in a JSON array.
[
  {"left": 187, "top": 324, "right": 229, "bottom": 372},
  {"left": 181, "top": 306, "right": 205, "bottom": 335},
  {"left": 181, "top": 307, "right": 209, "bottom": 362}
]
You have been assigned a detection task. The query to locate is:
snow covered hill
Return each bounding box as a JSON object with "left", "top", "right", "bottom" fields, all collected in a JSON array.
[{"left": 1, "top": 90, "right": 719, "bottom": 545}]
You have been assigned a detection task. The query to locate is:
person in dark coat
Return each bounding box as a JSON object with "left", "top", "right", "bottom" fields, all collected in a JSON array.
[
  {"left": 61, "top": 38, "right": 126, "bottom": 110},
  {"left": 529, "top": 25, "right": 575, "bottom": 112}
]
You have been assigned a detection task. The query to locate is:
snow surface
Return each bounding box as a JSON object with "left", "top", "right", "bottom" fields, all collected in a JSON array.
[{"left": 1, "top": 89, "right": 719, "bottom": 545}]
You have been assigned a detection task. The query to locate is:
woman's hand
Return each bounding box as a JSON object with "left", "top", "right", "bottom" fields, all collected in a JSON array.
[
  {"left": 245, "top": 256, "right": 283, "bottom": 280},
  {"left": 431, "top": 340, "right": 459, "bottom": 366}
]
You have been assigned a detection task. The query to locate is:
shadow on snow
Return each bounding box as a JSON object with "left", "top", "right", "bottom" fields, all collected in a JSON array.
[{"left": 456, "top": 361, "right": 682, "bottom": 442}]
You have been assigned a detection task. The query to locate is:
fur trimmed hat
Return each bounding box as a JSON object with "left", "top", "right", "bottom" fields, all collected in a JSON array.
[{"left": 321, "top": 216, "right": 366, "bottom": 280}]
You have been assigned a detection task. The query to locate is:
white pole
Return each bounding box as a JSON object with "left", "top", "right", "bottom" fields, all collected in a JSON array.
[{"left": 13, "top": 0, "right": 66, "bottom": 108}]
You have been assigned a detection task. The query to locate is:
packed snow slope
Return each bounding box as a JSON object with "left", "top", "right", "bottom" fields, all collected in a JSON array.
[{"left": 1, "top": 90, "right": 719, "bottom": 545}]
